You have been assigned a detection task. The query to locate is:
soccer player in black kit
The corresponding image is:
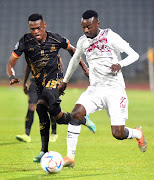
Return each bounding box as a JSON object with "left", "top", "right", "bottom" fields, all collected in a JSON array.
[
  {"left": 6, "top": 13, "right": 96, "bottom": 163},
  {"left": 16, "top": 64, "right": 58, "bottom": 143}
]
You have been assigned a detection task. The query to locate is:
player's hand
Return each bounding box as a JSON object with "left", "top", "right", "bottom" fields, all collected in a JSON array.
[
  {"left": 110, "top": 64, "right": 121, "bottom": 74},
  {"left": 23, "top": 84, "right": 28, "bottom": 94},
  {"left": 58, "top": 82, "right": 67, "bottom": 96},
  {"left": 84, "top": 68, "right": 89, "bottom": 77},
  {"left": 9, "top": 78, "right": 20, "bottom": 85}
]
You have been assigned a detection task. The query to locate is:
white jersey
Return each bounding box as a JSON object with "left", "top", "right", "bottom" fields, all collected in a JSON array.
[{"left": 63, "top": 28, "right": 139, "bottom": 88}]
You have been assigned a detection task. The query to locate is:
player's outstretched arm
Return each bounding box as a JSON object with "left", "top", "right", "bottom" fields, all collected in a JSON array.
[
  {"left": 66, "top": 44, "right": 89, "bottom": 77},
  {"left": 23, "top": 65, "right": 31, "bottom": 94},
  {"left": 6, "top": 54, "right": 20, "bottom": 85}
]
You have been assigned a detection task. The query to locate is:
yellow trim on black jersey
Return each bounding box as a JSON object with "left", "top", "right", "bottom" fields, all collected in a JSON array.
[{"left": 49, "top": 36, "right": 62, "bottom": 43}]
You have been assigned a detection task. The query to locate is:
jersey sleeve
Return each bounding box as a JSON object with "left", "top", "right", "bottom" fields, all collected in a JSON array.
[
  {"left": 76, "top": 36, "right": 83, "bottom": 49},
  {"left": 13, "top": 36, "right": 25, "bottom": 58},
  {"left": 63, "top": 38, "right": 84, "bottom": 83},
  {"left": 107, "top": 30, "right": 130, "bottom": 52},
  {"left": 108, "top": 30, "right": 139, "bottom": 67},
  {"left": 54, "top": 33, "right": 70, "bottom": 49},
  {"left": 61, "top": 38, "right": 70, "bottom": 49}
]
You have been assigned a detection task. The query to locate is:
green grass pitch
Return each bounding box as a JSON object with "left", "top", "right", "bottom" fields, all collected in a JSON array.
[{"left": 0, "top": 86, "right": 153, "bottom": 180}]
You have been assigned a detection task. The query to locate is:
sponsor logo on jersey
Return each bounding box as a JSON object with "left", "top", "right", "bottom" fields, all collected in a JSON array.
[{"left": 14, "top": 42, "right": 19, "bottom": 50}]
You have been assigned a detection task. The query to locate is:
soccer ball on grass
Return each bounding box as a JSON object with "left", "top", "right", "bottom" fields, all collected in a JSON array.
[{"left": 40, "top": 151, "right": 64, "bottom": 173}]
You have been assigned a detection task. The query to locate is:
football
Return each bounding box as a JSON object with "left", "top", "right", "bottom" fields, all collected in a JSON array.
[{"left": 40, "top": 151, "right": 64, "bottom": 174}]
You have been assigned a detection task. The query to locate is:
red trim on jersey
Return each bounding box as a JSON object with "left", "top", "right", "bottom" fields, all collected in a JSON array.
[{"left": 12, "top": 51, "right": 19, "bottom": 58}]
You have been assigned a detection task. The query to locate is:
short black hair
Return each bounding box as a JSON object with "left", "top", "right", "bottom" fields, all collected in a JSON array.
[
  {"left": 82, "top": 10, "right": 98, "bottom": 19},
  {"left": 28, "top": 13, "right": 43, "bottom": 22}
]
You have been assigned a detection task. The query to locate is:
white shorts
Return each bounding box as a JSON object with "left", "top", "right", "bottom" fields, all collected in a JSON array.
[{"left": 76, "top": 86, "right": 128, "bottom": 126}]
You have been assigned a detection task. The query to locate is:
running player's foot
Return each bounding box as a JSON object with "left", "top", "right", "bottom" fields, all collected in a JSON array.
[
  {"left": 136, "top": 126, "right": 147, "bottom": 152},
  {"left": 49, "top": 134, "right": 58, "bottom": 142},
  {"left": 85, "top": 115, "right": 96, "bottom": 133},
  {"left": 33, "top": 151, "right": 45, "bottom": 163},
  {"left": 16, "top": 134, "right": 31, "bottom": 143},
  {"left": 63, "top": 156, "right": 75, "bottom": 168}
]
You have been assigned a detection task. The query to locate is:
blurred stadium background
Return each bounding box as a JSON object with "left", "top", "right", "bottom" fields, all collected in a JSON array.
[{"left": 0, "top": 0, "right": 153, "bottom": 87}]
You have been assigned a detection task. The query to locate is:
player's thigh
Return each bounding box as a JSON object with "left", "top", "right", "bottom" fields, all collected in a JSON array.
[
  {"left": 28, "top": 81, "right": 38, "bottom": 104},
  {"left": 107, "top": 88, "right": 128, "bottom": 126},
  {"left": 75, "top": 86, "right": 104, "bottom": 115},
  {"left": 28, "top": 89, "right": 38, "bottom": 104}
]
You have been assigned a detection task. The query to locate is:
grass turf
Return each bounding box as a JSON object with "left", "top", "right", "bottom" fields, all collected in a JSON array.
[{"left": 0, "top": 86, "right": 153, "bottom": 180}]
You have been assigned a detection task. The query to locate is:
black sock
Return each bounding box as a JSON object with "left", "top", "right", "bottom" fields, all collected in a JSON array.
[
  {"left": 69, "top": 115, "right": 86, "bottom": 126},
  {"left": 80, "top": 117, "right": 86, "bottom": 125},
  {"left": 124, "top": 128, "right": 129, "bottom": 139},
  {"left": 25, "top": 109, "right": 34, "bottom": 136},
  {"left": 41, "top": 136, "right": 49, "bottom": 153},
  {"left": 51, "top": 123, "right": 57, "bottom": 134},
  {"left": 56, "top": 112, "right": 86, "bottom": 126},
  {"left": 56, "top": 112, "right": 71, "bottom": 124},
  {"left": 50, "top": 116, "right": 57, "bottom": 134},
  {"left": 36, "top": 104, "right": 50, "bottom": 152}
]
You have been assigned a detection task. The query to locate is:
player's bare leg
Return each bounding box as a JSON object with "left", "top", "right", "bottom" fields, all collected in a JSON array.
[{"left": 111, "top": 125, "right": 147, "bottom": 152}]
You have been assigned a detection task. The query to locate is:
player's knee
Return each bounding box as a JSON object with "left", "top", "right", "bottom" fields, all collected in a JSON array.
[
  {"left": 71, "top": 111, "right": 83, "bottom": 120},
  {"left": 29, "top": 104, "right": 36, "bottom": 111},
  {"left": 36, "top": 104, "right": 41, "bottom": 114},
  {"left": 36, "top": 104, "right": 47, "bottom": 115},
  {"left": 71, "top": 104, "right": 86, "bottom": 120}
]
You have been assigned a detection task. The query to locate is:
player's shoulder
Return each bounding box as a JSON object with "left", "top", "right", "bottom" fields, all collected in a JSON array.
[
  {"left": 47, "top": 31, "right": 64, "bottom": 41},
  {"left": 105, "top": 28, "right": 120, "bottom": 38},
  {"left": 100, "top": 28, "right": 113, "bottom": 36},
  {"left": 21, "top": 33, "right": 35, "bottom": 43},
  {"left": 78, "top": 34, "right": 86, "bottom": 42},
  {"left": 102, "top": 28, "right": 120, "bottom": 42},
  {"left": 47, "top": 31, "right": 57, "bottom": 37},
  {"left": 77, "top": 34, "right": 87, "bottom": 46}
]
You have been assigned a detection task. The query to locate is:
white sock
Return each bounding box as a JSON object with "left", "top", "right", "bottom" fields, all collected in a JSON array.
[
  {"left": 125, "top": 127, "right": 142, "bottom": 139},
  {"left": 67, "top": 124, "right": 81, "bottom": 160}
]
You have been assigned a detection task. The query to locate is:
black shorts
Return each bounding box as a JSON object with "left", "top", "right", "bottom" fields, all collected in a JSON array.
[
  {"left": 37, "top": 78, "right": 63, "bottom": 116},
  {"left": 27, "top": 79, "right": 38, "bottom": 104}
]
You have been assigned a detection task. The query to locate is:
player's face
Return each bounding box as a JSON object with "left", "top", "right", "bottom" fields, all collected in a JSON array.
[
  {"left": 81, "top": 17, "right": 100, "bottom": 38},
  {"left": 29, "top": 20, "right": 47, "bottom": 41}
]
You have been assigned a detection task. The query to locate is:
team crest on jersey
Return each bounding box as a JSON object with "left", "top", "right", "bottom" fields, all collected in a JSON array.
[
  {"left": 28, "top": 48, "right": 34, "bottom": 51},
  {"left": 50, "top": 45, "right": 56, "bottom": 52}
]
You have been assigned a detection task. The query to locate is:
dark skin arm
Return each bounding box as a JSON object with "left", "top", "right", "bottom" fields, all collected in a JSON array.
[
  {"left": 6, "top": 54, "right": 20, "bottom": 85},
  {"left": 23, "top": 65, "right": 31, "bottom": 94},
  {"left": 59, "top": 57, "right": 64, "bottom": 72}
]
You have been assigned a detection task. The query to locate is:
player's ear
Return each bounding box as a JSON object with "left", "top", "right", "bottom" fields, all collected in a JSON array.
[
  {"left": 97, "top": 20, "right": 100, "bottom": 27},
  {"left": 44, "top": 22, "right": 47, "bottom": 28}
]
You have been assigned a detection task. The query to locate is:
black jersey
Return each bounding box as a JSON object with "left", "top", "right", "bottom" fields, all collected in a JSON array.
[{"left": 13, "top": 31, "right": 69, "bottom": 87}]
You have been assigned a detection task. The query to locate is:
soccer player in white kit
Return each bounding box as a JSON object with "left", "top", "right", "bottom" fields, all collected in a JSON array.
[{"left": 58, "top": 10, "right": 147, "bottom": 167}]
